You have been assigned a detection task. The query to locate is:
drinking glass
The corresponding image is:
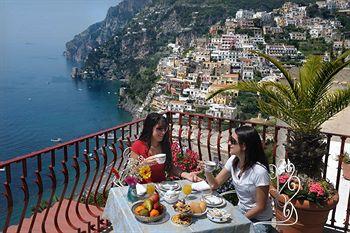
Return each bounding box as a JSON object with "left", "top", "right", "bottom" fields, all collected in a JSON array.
[
  {"left": 182, "top": 184, "right": 192, "bottom": 201},
  {"left": 146, "top": 183, "right": 155, "bottom": 196}
]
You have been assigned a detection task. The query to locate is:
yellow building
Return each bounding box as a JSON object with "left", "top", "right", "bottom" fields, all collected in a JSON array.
[{"left": 208, "top": 84, "right": 237, "bottom": 105}]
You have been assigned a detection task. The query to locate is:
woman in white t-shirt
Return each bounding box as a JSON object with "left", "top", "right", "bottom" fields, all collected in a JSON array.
[{"left": 205, "top": 125, "right": 273, "bottom": 233}]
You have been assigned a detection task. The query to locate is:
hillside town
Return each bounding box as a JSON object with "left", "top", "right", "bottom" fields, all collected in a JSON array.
[{"left": 134, "top": 1, "right": 350, "bottom": 120}]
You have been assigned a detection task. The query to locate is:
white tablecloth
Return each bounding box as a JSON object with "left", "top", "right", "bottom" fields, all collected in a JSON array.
[{"left": 102, "top": 180, "right": 254, "bottom": 233}]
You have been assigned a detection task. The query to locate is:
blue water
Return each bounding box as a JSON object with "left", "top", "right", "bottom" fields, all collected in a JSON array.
[{"left": 0, "top": 0, "right": 130, "bottom": 161}]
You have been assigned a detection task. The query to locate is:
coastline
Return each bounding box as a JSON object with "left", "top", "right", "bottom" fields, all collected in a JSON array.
[{"left": 120, "top": 97, "right": 142, "bottom": 120}]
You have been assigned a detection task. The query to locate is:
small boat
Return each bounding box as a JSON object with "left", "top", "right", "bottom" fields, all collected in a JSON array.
[
  {"left": 0, "top": 168, "right": 5, "bottom": 172},
  {"left": 98, "top": 133, "right": 115, "bottom": 140},
  {"left": 51, "top": 138, "right": 62, "bottom": 143}
]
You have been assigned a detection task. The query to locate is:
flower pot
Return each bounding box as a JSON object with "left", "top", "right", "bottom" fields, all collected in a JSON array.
[
  {"left": 342, "top": 162, "right": 350, "bottom": 180},
  {"left": 270, "top": 186, "right": 339, "bottom": 233}
]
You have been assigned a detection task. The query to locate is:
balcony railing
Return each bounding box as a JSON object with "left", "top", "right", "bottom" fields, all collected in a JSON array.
[{"left": 0, "top": 111, "right": 349, "bottom": 232}]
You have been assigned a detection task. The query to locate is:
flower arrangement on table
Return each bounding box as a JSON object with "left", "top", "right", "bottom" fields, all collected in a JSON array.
[
  {"left": 111, "top": 157, "right": 152, "bottom": 187},
  {"left": 171, "top": 142, "right": 201, "bottom": 176}
]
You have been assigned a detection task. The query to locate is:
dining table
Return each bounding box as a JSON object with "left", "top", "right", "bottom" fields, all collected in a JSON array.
[{"left": 102, "top": 180, "right": 254, "bottom": 233}]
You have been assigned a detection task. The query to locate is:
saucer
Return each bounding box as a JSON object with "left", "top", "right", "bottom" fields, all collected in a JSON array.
[
  {"left": 158, "top": 181, "right": 180, "bottom": 191},
  {"left": 201, "top": 194, "right": 225, "bottom": 207}
]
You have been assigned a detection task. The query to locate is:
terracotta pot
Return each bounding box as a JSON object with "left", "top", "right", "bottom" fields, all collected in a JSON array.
[
  {"left": 342, "top": 162, "right": 350, "bottom": 180},
  {"left": 270, "top": 186, "right": 339, "bottom": 233}
]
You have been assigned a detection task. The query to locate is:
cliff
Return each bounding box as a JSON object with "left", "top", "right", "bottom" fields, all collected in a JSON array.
[
  {"left": 64, "top": 0, "right": 152, "bottom": 63},
  {"left": 65, "top": 0, "right": 316, "bottom": 105}
]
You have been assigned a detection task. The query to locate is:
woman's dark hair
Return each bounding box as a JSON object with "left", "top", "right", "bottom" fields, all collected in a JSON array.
[
  {"left": 139, "top": 113, "right": 172, "bottom": 172},
  {"left": 232, "top": 125, "right": 269, "bottom": 172}
]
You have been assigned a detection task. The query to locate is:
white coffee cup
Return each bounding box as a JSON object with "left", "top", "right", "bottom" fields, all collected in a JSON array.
[
  {"left": 155, "top": 153, "right": 166, "bottom": 164},
  {"left": 204, "top": 161, "right": 216, "bottom": 172}
]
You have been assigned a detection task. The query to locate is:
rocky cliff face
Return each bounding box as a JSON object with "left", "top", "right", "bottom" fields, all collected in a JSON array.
[
  {"left": 81, "top": 0, "right": 243, "bottom": 80},
  {"left": 64, "top": 0, "right": 152, "bottom": 63},
  {"left": 65, "top": 0, "right": 316, "bottom": 104}
]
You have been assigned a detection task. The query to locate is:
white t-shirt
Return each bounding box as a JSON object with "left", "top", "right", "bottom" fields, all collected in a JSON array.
[{"left": 224, "top": 155, "right": 273, "bottom": 221}]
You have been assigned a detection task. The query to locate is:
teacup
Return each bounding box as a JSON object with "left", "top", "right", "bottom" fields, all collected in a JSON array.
[
  {"left": 204, "top": 161, "right": 216, "bottom": 172},
  {"left": 155, "top": 153, "right": 166, "bottom": 164}
]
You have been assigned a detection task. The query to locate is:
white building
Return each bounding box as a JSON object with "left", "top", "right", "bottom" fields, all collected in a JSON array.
[
  {"left": 289, "top": 32, "right": 306, "bottom": 41},
  {"left": 206, "top": 104, "right": 237, "bottom": 119},
  {"left": 168, "top": 100, "right": 194, "bottom": 112},
  {"left": 309, "top": 28, "right": 321, "bottom": 38},
  {"left": 236, "top": 9, "right": 255, "bottom": 20},
  {"left": 265, "top": 44, "right": 298, "bottom": 57}
]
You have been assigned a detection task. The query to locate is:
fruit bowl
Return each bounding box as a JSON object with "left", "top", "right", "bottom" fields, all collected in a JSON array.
[{"left": 131, "top": 200, "right": 166, "bottom": 223}]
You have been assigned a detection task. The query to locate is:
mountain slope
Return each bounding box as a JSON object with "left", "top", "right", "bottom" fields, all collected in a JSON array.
[
  {"left": 66, "top": 0, "right": 316, "bottom": 102},
  {"left": 64, "top": 0, "right": 152, "bottom": 63}
]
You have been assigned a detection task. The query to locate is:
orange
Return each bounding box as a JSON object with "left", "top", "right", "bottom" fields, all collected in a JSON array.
[
  {"left": 135, "top": 205, "right": 145, "bottom": 214},
  {"left": 150, "top": 209, "right": 160, "bottom": 217}
]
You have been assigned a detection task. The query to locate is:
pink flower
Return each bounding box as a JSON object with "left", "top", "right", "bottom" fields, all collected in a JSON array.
[
  {"left": 309, "top": 182, "right": 325, "bottom": 197},
  {"left": 124, "top": 176, "right": 138, "bottom": 187},
  {"left": 279, "top": 174, "right": 289, "bottom": 184}
]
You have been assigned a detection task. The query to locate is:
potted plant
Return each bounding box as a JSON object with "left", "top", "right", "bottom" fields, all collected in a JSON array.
[
  {"left": 342, "top": 152, "right": 350, "bottom": 180},
  {"left": 171, "top": 141, "right": 201, "bottom": 174},
  {"left": 208, "top": 49, "right": 350, "bottom": 232}
]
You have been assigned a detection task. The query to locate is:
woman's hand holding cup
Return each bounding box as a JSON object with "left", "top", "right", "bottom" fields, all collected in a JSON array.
[
  {"left": 204, "top": 160, "right": 216, "bottom": 173},
  {"left": 143, "top": 155, "right": 158, "bottom": 166}
]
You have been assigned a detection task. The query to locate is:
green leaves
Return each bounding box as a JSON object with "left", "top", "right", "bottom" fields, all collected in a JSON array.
[{"left": 208, "top": 50, "right": 350, "bottom": 135}]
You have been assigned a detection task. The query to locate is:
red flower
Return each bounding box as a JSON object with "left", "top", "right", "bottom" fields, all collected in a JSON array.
[
  {"left": 171, "top": 142, "right": 200, "bottom": 173},
  {"left": 309, "top": 182, "right": 325, "bottom": 197}
]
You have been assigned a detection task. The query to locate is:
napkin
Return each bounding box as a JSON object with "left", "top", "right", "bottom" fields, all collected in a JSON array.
[
  {"left": 191, "top": 180, "right": 210, "bottom": 191},
  {"left": 136, "top": 183, "right": 146, "bottom": 196}
]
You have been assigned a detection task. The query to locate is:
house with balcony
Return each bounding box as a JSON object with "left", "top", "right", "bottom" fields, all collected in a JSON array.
[
  {"left": 265, "top": 44, "right": 298, "bottom": 57},
  {"left": 289, "top": 32, "right": 306, "bottom": 41}
]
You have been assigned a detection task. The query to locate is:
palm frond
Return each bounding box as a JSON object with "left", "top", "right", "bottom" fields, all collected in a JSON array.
[
  {"left": 260, "top": 81, "right": 297, "bottom": 103},
  {"left": 333, "top": 49, "right": 350, "bottom": 64},
  {"left": 250, "top": 50, "right": 299, "bottom": 99},
  {"left": 206, "top": 84, "right": 238, "bottom": 100},
  {"left": 310, "top": 58, "right": 350, "bottom": 105},
  {"left": 299, "top": 55, "right": 323, "bottom": 97},
  {"left": 313, "top": 87, "right": 350, "bottom": 128}
]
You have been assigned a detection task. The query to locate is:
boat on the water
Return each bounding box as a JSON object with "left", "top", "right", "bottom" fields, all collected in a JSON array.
[
  {"left": 98, "top": 133, "right": 115, "bottom": 140},
  {"left": 51, "top": 138, "right": 62, "bottom": 143}
]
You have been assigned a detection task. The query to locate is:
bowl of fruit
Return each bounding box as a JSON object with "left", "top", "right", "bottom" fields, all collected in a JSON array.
[{"left": 132, "top": 193, "right": 166, "bottom": 223}]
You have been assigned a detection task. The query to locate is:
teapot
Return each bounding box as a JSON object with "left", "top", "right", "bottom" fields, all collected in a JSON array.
[{"left": 163, "top": 189, "right": 180, "bottom": 204}]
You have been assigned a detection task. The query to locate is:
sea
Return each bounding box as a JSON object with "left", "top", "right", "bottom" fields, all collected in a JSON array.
[
  {"left": 0, "top": 0, "right": 131, "bottom": 225},
  {"left": 0, "top": 0, "right": 129, "bottom": 161}
]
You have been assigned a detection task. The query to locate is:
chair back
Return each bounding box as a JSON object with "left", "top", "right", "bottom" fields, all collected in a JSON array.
[{"left": 254, "top": 160, "right": 300, "bottom": 227}]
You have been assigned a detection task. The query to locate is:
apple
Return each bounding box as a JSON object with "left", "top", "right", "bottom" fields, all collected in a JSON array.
[
  {"left": 153, "top": 202, "right": 160, "bottom": 211},
  {"left": 149, "top": 193, "right": 159, "bottom": 203}
]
